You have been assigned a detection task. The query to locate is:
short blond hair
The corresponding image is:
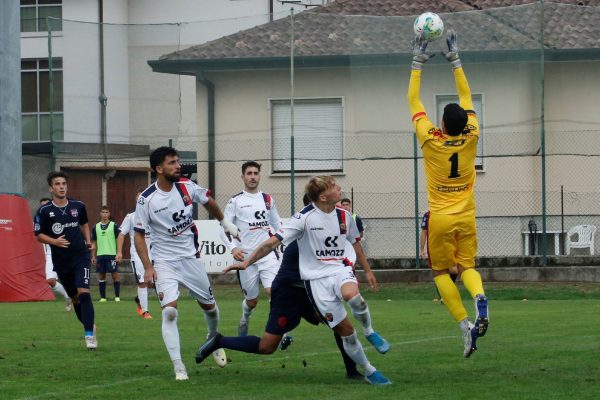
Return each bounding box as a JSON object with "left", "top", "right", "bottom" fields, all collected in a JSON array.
[{"left": 305, "top": 175, "right": 336, "bottom": 203}]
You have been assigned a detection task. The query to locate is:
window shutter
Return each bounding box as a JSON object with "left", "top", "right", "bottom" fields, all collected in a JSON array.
[{"left": 272, "top": 98, "right": 343, "bottom": 173}]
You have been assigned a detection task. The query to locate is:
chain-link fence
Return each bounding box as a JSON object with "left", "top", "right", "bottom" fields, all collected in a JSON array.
[{"left": 20, "top": 3, "right": 600, "bottom": 259}]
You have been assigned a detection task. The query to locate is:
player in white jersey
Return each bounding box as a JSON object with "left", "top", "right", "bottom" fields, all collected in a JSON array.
[
  {"left": 222, "top": 161, "right": 282, "bottom": 336},
  {"left": 39, "top": 198, "right": 72, "bottom": 311},
  {"left": 134, "top": 146, "right": 238, "bottom": 381},
  {"left": 225, "top": 176, "right": 391, "bottom": 385},
  {"left": 117, "top": 189, "right": 152, "bottom": 319}
]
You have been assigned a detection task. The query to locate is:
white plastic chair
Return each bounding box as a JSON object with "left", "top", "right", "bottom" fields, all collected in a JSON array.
[{"left": 565, "top": 225, "right": 597, "bottom": 255}]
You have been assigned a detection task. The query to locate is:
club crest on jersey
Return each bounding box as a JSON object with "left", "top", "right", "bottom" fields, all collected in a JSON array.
[
  {"left": 182, "top": 195, "right": 191, "bottom": 205},
  {"left": 158, "top": 292, "right": 164, "bottom": 301},
  {"left": 49, "top": 212, "right": 55, "bottom": 217},
  {"left": 70, "top": 209, "right": 79, "bottom": 218},
  {"left": 325, "top": 313, "right": 334, "bottom": 322},
  {"left": 339, "top": 223, "right": 347, "bottom": 234}
]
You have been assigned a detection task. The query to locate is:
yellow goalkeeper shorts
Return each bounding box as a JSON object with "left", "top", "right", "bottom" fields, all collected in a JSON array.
[{"left": 427, "top": 209, "right": 477, "bottom": 271}]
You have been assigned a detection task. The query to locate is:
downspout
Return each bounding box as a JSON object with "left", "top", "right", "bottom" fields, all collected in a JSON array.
[{"left": 197, "top": 72, "right": 215, "bottom": 213}]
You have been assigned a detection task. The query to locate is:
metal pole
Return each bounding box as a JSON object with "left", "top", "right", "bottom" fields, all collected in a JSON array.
[
  {"left": 560, "top": 185, "right": 564, "bottom": 254},
  {"left": 413, "top": 134, "right": 420, "bottom": 266},
  {"left": 540, "top": 0, "right": 547, "bottom": 265},
  {"left": 289, "top": 8, "right": 295, "bottom": 214},
  {"left": 48, "top": 18, "right": 56, "bottom": 171}
]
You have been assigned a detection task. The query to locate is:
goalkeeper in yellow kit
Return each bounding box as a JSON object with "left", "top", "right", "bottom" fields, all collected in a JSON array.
[{"left": 407, "top": 30, "right": 488, "bottom": 358}]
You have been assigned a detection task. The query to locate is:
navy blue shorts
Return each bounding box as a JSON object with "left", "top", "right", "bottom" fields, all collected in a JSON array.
[
  {"left": 96, "top": 256, "right": 118, "bottom": 273},
  {"left": 56, "top": 258, "right": 92, "bottom": 298},
  {"left": 265, "top": 282, "right": 320, "bottom": 335}
]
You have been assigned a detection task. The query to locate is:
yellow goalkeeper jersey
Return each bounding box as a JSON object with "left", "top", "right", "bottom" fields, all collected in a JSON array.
[{"left": 407, "top": 67, "right": 479, "bottom": 214}]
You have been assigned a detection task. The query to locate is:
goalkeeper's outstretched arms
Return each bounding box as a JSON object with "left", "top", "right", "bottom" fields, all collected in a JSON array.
[
  {"left": 442, "top": 30, "right": 474, "bottom": 111},
  {"left": 407, "top": 36, "right": 432, "bottom": 120}
]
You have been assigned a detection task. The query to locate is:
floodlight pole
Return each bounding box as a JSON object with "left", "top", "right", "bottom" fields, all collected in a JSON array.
[{"left": 289, "top": 7, "right": 296, "bottom": 214}]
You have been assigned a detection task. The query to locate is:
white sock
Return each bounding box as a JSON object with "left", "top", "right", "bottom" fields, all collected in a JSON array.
[
  {"left": 203, "top": 305, "right": 220, "bottom": 337},
  {"left": 347, "top": 294, "right": 374, "bottom": 336},
  {"left": 51, "top": 281, "right": 69, "bottom": 300},
  {"left": 241, "top": 299, "right": 253, "bottom": 322},
  {"left": 460, "top": 318, "right": 471, "bottom": 332},
  {"left": 138, "top": 287, "right": 148, "bottom": 312},
  {"left": 172, "top": 358, "right": 185, "bottom": 372},
  {"left": 341, "top": 330, "right": 376, "bottom": 375},
  {"left": 162, "top": 307, "right": 181, "bottom": 361}
]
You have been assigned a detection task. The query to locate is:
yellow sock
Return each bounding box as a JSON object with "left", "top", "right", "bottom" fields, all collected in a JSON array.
[
  {"left": 434, "top": 274, "right": 467, "bottom": 322},
  {"left": 461, "top": 268, "right": 485, "bottom": 298}
]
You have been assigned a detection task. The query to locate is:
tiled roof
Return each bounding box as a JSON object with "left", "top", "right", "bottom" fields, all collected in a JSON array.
[
  {"left": 155, "top": 1, "right": 600, "bottom": 68},
  {"left": 311, "top": 0, "right": 600, "bottom": 16}
]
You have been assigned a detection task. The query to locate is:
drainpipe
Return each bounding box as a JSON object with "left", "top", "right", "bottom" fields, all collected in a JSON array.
[{"left": 197, "top": 72, "right": 215, "bottom": 213}]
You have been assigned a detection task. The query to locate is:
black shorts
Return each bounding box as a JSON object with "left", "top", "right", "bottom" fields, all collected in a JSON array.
[
  {"left": 265, "top": 281, "right": 320, "bottom": 336},
  {"left": 96, "top": 256, "right": 118, "bottom": 273},
  {"left": 56, "top": 258, "right": 92, "bottom": 298}
]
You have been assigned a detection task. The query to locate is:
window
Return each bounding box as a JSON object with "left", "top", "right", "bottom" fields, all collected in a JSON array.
[
  {"left": 21, "top": 58, "right": 64, "bottom": 142},
  {"left": 20, "top": 0, "right": 62, "bottom": 33},
  {"left": 436, "top": 94, "right": 484, "bottom": 170},
  {"left": 271, "top": 98, "right": 343, "bottom": 173}
]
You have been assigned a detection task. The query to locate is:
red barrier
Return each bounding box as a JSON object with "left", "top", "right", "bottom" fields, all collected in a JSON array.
[{"left": 0, "top": 194, "right": 54, "bottom": 302}]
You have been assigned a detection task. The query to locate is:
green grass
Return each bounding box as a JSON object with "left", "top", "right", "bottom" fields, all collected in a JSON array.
[{"left": 1, "top": 283, "right": 599, "bottom": 400}]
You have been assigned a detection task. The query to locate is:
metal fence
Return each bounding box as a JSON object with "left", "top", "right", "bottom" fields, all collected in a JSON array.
[{"left": 19, "top": 3, "right": 600, "bottom": 260}]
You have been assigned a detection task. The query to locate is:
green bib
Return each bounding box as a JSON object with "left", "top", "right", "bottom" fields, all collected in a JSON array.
[{"left": 95, "top": 221, "right": 117, "bottom": 256}]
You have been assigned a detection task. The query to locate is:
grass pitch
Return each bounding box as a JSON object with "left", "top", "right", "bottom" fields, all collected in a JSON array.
[{"left": 1, "top": 283, "right": 599, "bottom": 400}]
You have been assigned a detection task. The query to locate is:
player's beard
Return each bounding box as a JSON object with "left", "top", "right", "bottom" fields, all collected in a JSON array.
[{"left": 164, "top": 171, "right": 181, "bottom": 183}]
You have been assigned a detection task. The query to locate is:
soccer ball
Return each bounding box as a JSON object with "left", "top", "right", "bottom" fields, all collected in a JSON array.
[{"left": 414, "top": 12, "right": 444, "bottom": 41}]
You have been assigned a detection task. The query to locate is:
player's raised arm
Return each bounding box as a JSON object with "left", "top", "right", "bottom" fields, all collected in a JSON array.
[
  {"left": 407, "top": 36, "right": 433, "bottom": 119},
  {"left": 442, "top": 30, "right": 474, "bottom": 111}
]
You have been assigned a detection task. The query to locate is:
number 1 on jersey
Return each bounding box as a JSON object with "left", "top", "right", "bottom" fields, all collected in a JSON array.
[{"left": 448, "top": 152, "right": 460, "bottom": 178}]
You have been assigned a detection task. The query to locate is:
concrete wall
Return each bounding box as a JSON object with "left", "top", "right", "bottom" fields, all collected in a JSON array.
[{"left": 94, "top": 259, "right": 600, "bottom": 285}]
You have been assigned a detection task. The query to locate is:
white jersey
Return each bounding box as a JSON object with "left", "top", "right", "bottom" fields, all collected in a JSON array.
[
  {"left": 275, "top": 204, "right": 361, "bottom": 280},
  {"left": 120, "top": 211, "right": 151, "bottom": 260},
  {"left": 135, "top": 179, "right": 209, "bottom": 262},
  {"left": 223, "top": 191, "right": 281, "bottom": 255}
]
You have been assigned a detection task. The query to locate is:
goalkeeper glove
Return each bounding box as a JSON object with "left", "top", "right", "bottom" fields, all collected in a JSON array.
[
  {"left": 411, "top": 35, "right": 434, "bottom": 70},
  {"left": 442, "top": 29, "right": 461, "bottom": 69}
]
